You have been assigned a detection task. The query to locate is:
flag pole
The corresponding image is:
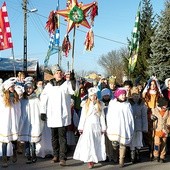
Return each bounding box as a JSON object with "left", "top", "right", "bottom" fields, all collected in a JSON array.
[
  {"left": 71, "top": 26, "right": 76, "bottom": 71},
  {"left": 11, "top": 48, "right": 16, "bottom": 77},
  {"left": 128, "top": 1, "right": 141, "bottom": 80},
  {"left": 56, "top": 0, "right": 60, "bottom": 66}
]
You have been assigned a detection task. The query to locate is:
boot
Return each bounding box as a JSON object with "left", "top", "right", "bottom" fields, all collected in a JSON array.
[
  {"left": 136, "top": 149, "right": 141, "bottom": 162},
  {"left": 12, "top": 149, "right": 17, "bottom": 163},
  {"left": 51, "top": 156, "right": 59, "bottom": 163},
  {"left": 32, "top": 152, "right": 37, "bottom": 163},
  {"left": 112, "top": 142, "right": 119, "bottom": 163},
  {"left": 31, "top": 144, "right": 37, "bottom": 163},
  {"left": 119, "top": 145, "right": 126, "bottom": 168},
  {"left": 26, "top": 156, "right": 32, "bottom": 164},
  {"left": 131, "top": 150, "right": 136, "bottom": 164},
  {"left": 25, "top": 145, "right": 31, "bottom": 164},
  {"left": 2, "top": 156, "right": 8, "bottom": 168}
]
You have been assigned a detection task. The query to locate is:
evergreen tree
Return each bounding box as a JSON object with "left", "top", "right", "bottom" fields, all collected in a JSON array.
[
  {"left": 147, "top": 0, "right": 170, "bottom": 81},
  {"left": 134, "top": 0, "right": 156, "bottom": 81}
]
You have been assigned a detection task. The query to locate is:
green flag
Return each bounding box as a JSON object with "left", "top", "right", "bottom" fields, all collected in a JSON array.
[{"left": 128, "top": 2, "right": 140, "bottom": 73}]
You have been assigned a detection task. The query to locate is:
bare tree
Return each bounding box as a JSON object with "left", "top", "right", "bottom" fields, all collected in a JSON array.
[{"left": 98, "top": 48, "right": 128, "bottom": 84}]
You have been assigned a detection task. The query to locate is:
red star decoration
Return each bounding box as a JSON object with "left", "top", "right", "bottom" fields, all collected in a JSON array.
[{"left": 56, "top": 0, "right": 96, "bottom": 33}]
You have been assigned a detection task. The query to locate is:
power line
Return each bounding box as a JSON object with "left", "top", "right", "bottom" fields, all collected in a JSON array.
[{"left": 5, "top": 1, "right": 128, "bottom": 46}]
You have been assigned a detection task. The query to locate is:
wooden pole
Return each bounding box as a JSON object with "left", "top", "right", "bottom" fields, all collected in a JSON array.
[{"left": 71, "top": 26, "right": 76, "bottom": 71}]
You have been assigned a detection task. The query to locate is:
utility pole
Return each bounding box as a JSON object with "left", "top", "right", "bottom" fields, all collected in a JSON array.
[{"left": 23, "top": 0, "right": 27, "bottom": 75}]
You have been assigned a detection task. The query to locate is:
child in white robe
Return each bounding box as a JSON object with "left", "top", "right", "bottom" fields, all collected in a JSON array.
[
  {"left": 107, "top": 88, "right": 134, "bottom": 167},
  {"left": 19, "top": 81, "right": 43, "bottom": 164},
  {"left": 73, "top": 87, "right": 106, "bottom": 169},
  {"left": 0, "top": 78, "right": 21, "bottom": 168}
]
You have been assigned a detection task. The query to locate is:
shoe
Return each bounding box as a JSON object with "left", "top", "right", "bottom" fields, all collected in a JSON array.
[
  {"left": 160, "top": 159, "right": 165, "bottom": 163},
  {"left": 12, "top": 149, "right": 17, "bottom": 163},
  {"left": 59, "top": 160, "right": 66, "bottom": 166},
  {"left": 32, "top": 156, "right": 37, "bottom": 163},
  {"left": 87, "top": 162, "right": 94, "bottom": 169},
  {"left": 26, "top": 156, "right": 32, "bottom": 164},
  {"left": 153, "top": 157, "right": 159, "bottom": 162},
  {"left": 2, "top": 156, "right": 8, "bottom": 168},
  {"left": 51, "top": 156, "right": 59, "bottom": 163}
]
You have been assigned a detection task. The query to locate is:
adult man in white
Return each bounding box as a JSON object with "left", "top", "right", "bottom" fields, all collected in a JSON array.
[{"left": 40, "top": 64, "right": 76, "bottom": 166}]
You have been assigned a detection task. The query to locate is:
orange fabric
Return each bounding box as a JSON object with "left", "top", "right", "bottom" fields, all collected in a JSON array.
[
  {"left": 160, "top": 109, "right": 166, "bottom": 117},
  {"left": 155, "top": 131, "right": 166, "bottom": 138},
  {"left": 147, "top": 94, "right": 157, "bottom": 109}
]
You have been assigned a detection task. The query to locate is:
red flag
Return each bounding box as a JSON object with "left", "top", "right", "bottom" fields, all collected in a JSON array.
[{"left": 0, "top": 2, "right": 13, "bottom": 50}]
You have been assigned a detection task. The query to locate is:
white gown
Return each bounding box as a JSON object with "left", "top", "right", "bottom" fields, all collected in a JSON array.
[
  {"left": 73, "top": 102, "right": 106, "bottom": 163},
  {"left": 19, "top": 95, "right": 44, "bottom": 143},
  {"left": 107, "top": 99, "right": 134, "bottom": 145},
  {"left": 0, "top": 97, "right": 21, "bottom": 143},
  {"left": 36, "top": 122, "right": 53, "bottom": 158}
]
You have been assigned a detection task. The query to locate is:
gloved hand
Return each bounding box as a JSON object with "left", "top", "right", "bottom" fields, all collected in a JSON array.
[
  {"left": 41, "top": 113, "right": 47, "bottom": 121},
  {"left": 151, "top": 114, "right": 157, "bottom": 121}
]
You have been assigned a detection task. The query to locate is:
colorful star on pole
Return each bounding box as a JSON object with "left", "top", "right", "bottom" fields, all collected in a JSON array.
[{"left": 56, "top": 0, "right": 96, "bottom": 33}]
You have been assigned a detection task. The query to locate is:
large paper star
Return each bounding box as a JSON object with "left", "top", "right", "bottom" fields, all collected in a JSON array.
[{"left": 56, "top": 0, "right": 95, "bottom": 33}]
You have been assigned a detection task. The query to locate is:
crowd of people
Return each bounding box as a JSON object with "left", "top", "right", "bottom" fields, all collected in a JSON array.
[{"left": 0, "top": 65, "right": 170, "bottom": 169}]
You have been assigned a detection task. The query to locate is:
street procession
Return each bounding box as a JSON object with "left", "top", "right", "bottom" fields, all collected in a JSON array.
[{"left": 0, "top": 0, "right": 170, "bottom": 169}]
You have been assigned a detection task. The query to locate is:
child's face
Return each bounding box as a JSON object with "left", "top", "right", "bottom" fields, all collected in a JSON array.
[
  {"left": 103, "top": 95, "right": 110, "bottom": 100},
  {"left": 89, "top": 94, "right": 97, "bottom": 102},
  {"left": 26, "top": 86, "right": 34, "bottom": 95},
  {"left": 118, "top": 94, "right": 126, "bottom": 101},
  {"left": 9, "top": 85, "right": 15, "bottom": 93},
  {"left": 132, "top": 94, "right": 140, "bottom": 102},
  {"left": 150, "top": 81, "right": 156, "bottom": 90},
  {"left": 37, "top": 81, "right": 43, "bottom": 87},
  {"left": 161, "top": 105, "right": 168, "bottom": 111}
]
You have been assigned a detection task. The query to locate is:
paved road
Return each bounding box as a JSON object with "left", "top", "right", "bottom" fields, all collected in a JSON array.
[{"left": 2, "top": 151, "right": 170, "bottom": 170}]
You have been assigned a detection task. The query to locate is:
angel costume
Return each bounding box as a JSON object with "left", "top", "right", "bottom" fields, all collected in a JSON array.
[{"left": 73, "top": 101, "right": 106, "bottom": 163}]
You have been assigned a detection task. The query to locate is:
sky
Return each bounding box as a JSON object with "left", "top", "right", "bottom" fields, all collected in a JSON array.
[{"left": 0, "top": 0, "right": 166, "bottom": 75}]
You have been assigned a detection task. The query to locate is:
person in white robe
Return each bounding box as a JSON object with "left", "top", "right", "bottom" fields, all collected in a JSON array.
[
  {"left": 19, "top": 81, "right": 44, "bottom": 164},
  {"left": 0, "top": 78, "right": 21, "bottom": 168},
  {"left": 73, "top": 87, "right": 106, "bottom": 169},
  {"left": 40, "top": 64, "right": 77, "bottom": 166},
  {"left": 106, "top": 88, "right": 134, "bottom": 167},
  {"left": 129, "top": 86, "right": 148, "bottom": 163}
]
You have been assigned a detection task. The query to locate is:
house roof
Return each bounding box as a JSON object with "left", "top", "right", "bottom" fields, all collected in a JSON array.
[{"left": 0, "top": 58, "right": 38, "bottom": 71}]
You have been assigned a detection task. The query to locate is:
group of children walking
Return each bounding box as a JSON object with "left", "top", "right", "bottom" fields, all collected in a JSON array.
[{"left": 0, "top": 72, "right": 170, "bottom": 169}]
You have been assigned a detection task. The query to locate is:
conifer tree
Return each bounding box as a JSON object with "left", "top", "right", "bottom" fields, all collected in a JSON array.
[
  {"left": 147, "top": 0, "right": 170, "bottom": 80},
  {"left": 134, "top": 0, "right": 156, "bottom": 81}
]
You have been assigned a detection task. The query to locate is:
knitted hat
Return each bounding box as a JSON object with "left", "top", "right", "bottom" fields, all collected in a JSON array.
[
  {"left": 24, "top": 76, "right": 34, "bottom": 82},
  {"left": 114, "top": 88, "right": 127, "bottom": 99},
  {"left": 157, "top": 97, "right": 168, "bottom": 107},
  {"left": 51, "top": 64, "right": 62, "bottom": 74},
  {"left": 64, "top": 71, "right": 70, "bottom": 75},
  {"left": 101, "top": 88, "right": 111, "bottom": 98},
  {"left": 24, "top": 81, "right": 34, "bottom": 89},
  {"left": 131, "top": 86, "right": 139, "bottom": 95},
  {"left": 88, "top": 87, "right": 97, "bottom": 96},
  {"left": 3, "top": 79, "right": 16, "bottom": 91}
]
